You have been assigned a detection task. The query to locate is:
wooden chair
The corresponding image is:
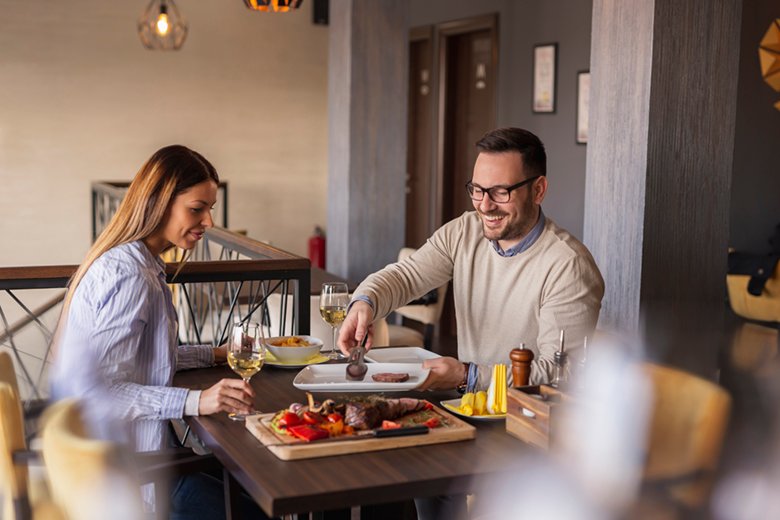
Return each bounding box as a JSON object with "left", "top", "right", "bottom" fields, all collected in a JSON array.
[
  {"left": 386, "top": 247, "right": 448, "bottom": 349},
  {"left": 726, "top": 260, "right": 780, "bottom": 324},
  {"left": 640, "top": 363, "right": 732, "bottom": 510}
]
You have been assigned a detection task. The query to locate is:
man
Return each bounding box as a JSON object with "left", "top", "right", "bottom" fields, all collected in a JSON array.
[{"left": 339, "top": 127, "right": 604, "bottom": 390}]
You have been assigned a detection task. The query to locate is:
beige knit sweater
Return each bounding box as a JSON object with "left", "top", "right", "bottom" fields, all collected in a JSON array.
[{"left": 354, "top": 211, "right": 604, "bottom": 386}]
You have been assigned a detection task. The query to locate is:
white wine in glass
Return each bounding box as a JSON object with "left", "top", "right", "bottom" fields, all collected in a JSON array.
[
  {"left": 227, "top": 322, "right": 265, "bottom": 421},
  {"left": 320, "top": 282, "right": 349, "bottom": 360}
]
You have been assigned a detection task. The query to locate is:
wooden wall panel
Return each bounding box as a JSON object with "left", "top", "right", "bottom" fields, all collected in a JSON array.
[
  {"left": 584, "top": 0, "right": 742, "bottom": 374},
  {"left": 583, "top": 0, "right": 655, "bottom": 333}
]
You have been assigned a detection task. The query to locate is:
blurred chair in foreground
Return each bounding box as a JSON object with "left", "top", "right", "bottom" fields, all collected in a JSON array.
[
  {"left": 41, "top": 399, "right": 144, "bottom": 520},
  {"left": 641, "top": 363, "right": 732, "bottom": 512},
  {"left": 1, "top": 351, "right": 55, "bottom": 520},
  {"left": 41, "top": 397, "right": 221, "bottom": 520},
  {"left": 386, "top": 248, "right": 448, "bottom": 349}
]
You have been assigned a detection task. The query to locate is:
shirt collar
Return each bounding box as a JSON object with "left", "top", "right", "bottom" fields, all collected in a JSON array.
[
  {"left": 490, "top": 209, "right": 546, "bottom": 257},
  {"left": 134, "top": 240, "right": 167, "bottom": 277}
]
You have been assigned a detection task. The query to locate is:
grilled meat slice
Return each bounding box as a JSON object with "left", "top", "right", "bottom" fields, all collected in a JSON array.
[{"left": 344, "top": 397, "right": 429, "bottom": 430}]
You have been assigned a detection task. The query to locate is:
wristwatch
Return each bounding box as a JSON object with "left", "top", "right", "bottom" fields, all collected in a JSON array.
[{"left": 456, "top": 362, "right": 470, "bottom": 394}]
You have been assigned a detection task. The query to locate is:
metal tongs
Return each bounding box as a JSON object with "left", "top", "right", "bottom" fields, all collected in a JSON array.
[{"left": 345, "top": 334, "right": 368, "bottom": 381}]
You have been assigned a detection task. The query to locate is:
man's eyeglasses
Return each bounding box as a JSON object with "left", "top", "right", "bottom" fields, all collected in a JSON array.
[{"left": 465, "top": 175, "right": 542, "bottom": 203}]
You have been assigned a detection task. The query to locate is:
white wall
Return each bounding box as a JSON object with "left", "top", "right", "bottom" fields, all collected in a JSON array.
[{"left": 0, "top": 0, "right": 329, "bottom": 266}]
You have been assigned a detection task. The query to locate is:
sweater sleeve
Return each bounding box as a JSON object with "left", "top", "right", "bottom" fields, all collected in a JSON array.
[
  {"left": 352, "top": 222, "right": 457, "bottom": 321},
  {"left": 529, "top": 253, "right": 604, "bottom": 384}
]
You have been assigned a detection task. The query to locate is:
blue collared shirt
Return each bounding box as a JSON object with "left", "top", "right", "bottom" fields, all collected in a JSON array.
[
  {"left": 52, "top": 241, "right": 214, "bottom": 453},
  {"left": 490, "top": 210, "right": 546, "bottom": 257}
]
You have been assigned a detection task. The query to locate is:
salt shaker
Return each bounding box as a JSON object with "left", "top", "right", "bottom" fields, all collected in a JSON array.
[{"left": 551, "top": 330, "right": 570, "bottom": 389}]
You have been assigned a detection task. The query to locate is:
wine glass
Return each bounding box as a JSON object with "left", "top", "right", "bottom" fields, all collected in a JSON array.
[
  {"left": 226, "top": 321, "right": 265, "bottom": 421},
  {"left": 320, "top": 282, "right": 349, "bottom": 360}
]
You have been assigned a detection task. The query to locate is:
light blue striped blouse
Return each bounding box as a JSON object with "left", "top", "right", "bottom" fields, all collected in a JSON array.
[{"left": 51, "top": 240, "right": 214, "bottom": 453}]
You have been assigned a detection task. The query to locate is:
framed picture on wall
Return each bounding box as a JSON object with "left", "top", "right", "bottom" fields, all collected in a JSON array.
[
  {"left": 576, "top": 70, "right": 590, "bottom": 144},
  {"left": 532, "top": 43, "right": 557, "bottom": 113}
]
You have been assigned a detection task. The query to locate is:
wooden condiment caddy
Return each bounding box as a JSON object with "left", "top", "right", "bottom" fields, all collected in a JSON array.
[
  {"left": 506, "top": 385, "right": 568, "bottom": 450},
  {"left": 505, "top": 344, "right": 573, "bottom": 450}
]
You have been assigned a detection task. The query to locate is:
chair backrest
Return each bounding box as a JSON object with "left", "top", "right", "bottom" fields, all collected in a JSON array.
[
  {"left": 394, "top": 248, "right": 449, "bottom": 326},
  {"left": 41, "top": 400, "right": 143, "bottom": 520},
  {"left": 642, "top": 363, "right": 732, "bottom": 506},
  {"left": 265, "top": 293, "right": 390, "bottom": 346},
  {"left": 726, "top": 261, "right": 780, "bottom": 322},
  {"left": 0, "top": 380, "right": 28, "bottom": 520},
  {"left": 0, "top": 351, "right": 21, "bottom": 402}
]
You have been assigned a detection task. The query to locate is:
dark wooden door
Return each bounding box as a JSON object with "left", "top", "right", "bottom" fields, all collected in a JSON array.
[
  {"left": 405, "top": 16, "right": 498, "bottom": 341},
  {"left": 437, "top": 18, "right": 498, "bottom": 338},
  {"left": 405, "top": 30, "right": 434, "bottom": 249}
]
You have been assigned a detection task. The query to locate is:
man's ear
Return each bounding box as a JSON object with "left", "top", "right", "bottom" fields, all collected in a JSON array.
[{"left": 533, "top": 176, "right": 548, "bottom": 205}]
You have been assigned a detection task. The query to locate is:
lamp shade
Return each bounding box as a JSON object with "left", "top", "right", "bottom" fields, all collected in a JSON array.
[
  {"left": 138, "top": 0, "right": 188, "bottom": 51},
  {"left": 244, "top": 0, "right": 303, "bottom": 12},
  {"left": 759, "top": 19, "right": 780, "bottom": 110}
]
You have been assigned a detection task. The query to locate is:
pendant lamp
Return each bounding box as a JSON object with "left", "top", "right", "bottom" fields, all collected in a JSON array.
[
  {"left": 243, "top": 0, "right": 303, "bottom": 13},
  {"left": 138, "top": 0, "right": 188, "bottom": 51}
]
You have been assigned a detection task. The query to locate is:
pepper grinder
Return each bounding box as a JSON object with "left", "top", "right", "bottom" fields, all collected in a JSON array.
[{"left": 510, "top": 343, "right": 534, "bottom": 387}]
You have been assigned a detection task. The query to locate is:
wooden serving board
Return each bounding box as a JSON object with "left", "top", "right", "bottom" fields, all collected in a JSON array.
[{"left": 246, "top": 405, "right": 476, "bottom": 461}]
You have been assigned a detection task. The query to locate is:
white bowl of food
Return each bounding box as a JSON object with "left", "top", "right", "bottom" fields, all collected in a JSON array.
[{"left": 264, "top": 335, "right": 324, "bottom": 363}]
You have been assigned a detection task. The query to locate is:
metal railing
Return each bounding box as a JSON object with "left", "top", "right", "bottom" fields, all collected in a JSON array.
[{"left": 0, "top": 228, "right": 310, "bottom": 401}]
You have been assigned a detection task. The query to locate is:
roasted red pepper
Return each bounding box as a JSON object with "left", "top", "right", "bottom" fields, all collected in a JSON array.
[
  {"left": 381, "top": 420, "right": 402, "bottom": 430},
  {"left": 326, "top": 412, "right": 343, "bottom": 423},
  {"left": 423, "top": 418, "right": 440, "bottom": 429},
  {"left": 287, "top": 425, "right": 329, "bottom": 442},
  {"left": 302, "top": 411, "right": 323, "bottom": 425},
  {"left": 277, "top": 411, "right": 302, "bottom": 428}
]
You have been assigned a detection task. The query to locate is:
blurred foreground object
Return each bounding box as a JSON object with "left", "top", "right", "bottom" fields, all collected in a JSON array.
[
  {"left": 0, "top": 352, "right": 53, "bottom": 520},
  {"left": 640, "top": 363, "right": 732, "bottom": 510},
  {"left": 41, "top": 400, "right": 144, "bottom": 520}
]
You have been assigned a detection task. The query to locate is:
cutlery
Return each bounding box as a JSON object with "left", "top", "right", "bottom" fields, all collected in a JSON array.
[
  {"left": 346, "top": 335, "right": 368, "bottom": 381},
  {"left": 267, "top": 425, "right": 430, "bottom": 446}
]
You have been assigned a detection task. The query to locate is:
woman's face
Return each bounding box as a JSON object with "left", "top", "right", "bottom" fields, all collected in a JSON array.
[{"left": 158, "top": 179, "right": 218, "bottom": 251}]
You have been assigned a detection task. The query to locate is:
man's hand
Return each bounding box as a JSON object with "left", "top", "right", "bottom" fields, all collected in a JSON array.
[
  {"left": 198, "top": 378, "right": 255, "bottom": 415},
  {"left": 337, "top": 301, "right": 374, "bottom": 356},
  {"left": 418, "top": 357, "right": 467, "bottom": 391}
]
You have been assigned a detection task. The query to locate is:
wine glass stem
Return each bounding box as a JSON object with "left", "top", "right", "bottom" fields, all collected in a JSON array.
[{"left": 331, "top": 327, "right": 338, "bottom": 359}]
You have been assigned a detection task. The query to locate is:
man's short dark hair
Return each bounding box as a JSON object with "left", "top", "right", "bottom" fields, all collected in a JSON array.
[{"left": 475, "top": 127, "right": 547, "bottom": 177}]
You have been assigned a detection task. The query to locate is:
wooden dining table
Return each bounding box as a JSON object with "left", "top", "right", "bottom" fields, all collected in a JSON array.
[{"left": 173, "top": 357, "right": 531, "bottom": 518}]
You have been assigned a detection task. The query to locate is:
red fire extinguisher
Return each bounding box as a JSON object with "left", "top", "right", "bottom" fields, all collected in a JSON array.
[{"left": 308, "top": 226, "right": 326, "bottom": 269}]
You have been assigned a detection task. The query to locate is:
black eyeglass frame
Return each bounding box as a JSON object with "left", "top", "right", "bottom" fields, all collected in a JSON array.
[{"left": 465, "top": 175, "right": 542, "bottom": 203}]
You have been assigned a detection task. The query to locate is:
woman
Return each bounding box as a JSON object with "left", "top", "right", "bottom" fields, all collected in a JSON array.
[{"left": 51, "top": 145, "right": 262, "bottom": 518}]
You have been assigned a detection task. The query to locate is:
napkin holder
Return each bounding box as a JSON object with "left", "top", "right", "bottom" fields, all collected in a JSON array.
[{"left": 506, "top": 385, "right": 571, "bottom": 450}]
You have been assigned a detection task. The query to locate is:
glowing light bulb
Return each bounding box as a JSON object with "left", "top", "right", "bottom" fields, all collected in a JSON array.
[{"left": 156, "top": 12, "right": 170, "bottom": 36}]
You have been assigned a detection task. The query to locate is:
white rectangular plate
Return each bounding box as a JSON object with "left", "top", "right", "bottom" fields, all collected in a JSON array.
[
  {"left": 364, "top": 347, "right": 441, "bottom": 364},
  {"left": 293, "top": 363, "right": 430, "bottom": 392}
]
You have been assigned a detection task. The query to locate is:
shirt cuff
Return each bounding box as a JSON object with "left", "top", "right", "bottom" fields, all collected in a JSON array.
[
  {"left": 184, "top": 390, "right": 202, "bottom": 416},
  {"left": 349, "top": 295, "right": 375, "bottom": 315}
]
